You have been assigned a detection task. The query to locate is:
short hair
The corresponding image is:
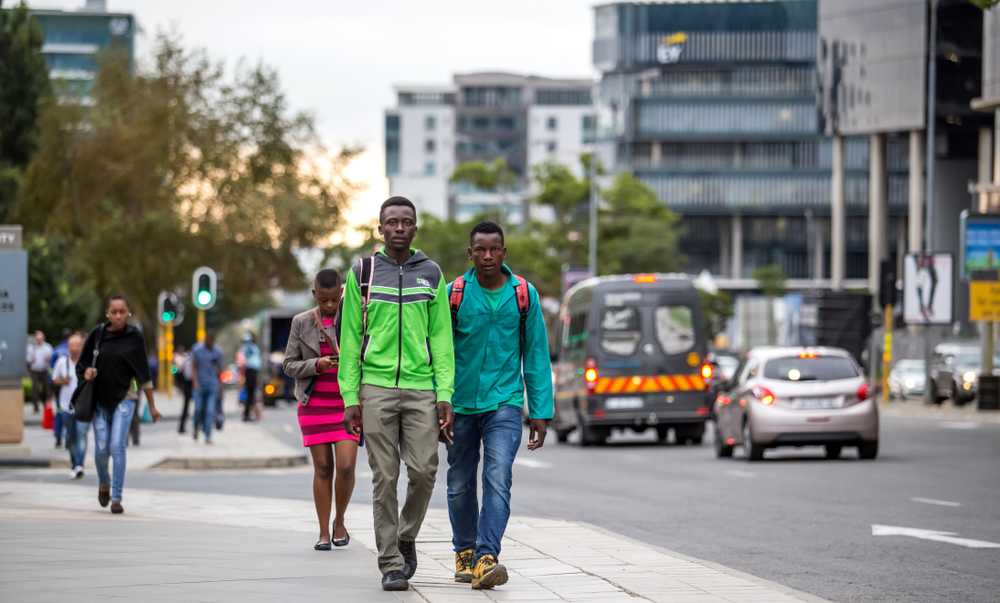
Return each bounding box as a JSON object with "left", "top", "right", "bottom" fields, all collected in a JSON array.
[
  {"left": 470, "top": 221, "right": 505, "bottom": 246},
  {"left": 106, "top": 294, "right": 130, "bottom": 310},
  {"left": 314, "top": 268, "right": 342, "bottom": 289},
  {"left": 380, "top": 196, "right": 417, "bottom": 222}
]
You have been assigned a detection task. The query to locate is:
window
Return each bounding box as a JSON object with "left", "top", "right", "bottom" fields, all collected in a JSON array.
[
  {"left": 472, "top": 116, "right": 490, "bottom": 130},
  {"left": 582, "top": 114, "right": 597, "bottom": 142},
  {"left": 425, "top": 115, "right": 436, "bottom": 131},
  {"left": 546, "top": 141, "right": 557, "bottom": 153},
  {"left": 654, "top": 305, "right": 694, "bottom": 355},
  {"left": 600, "top": 306, "right": 641, "bottom": 356},
  {"left": 546, "top": 116, "right": 558, "bottom": 131},
  {"left": 497, "top": 116, "right": 516, "bottom": 130},
  {"left": 425, "top": 139, "right": 436, "bottom": 153},
  {"left": 424, "top": 161, "right": 436, "bottom": 176},
  {"left": 763, "top": 356, "right": 860, "bottom": 381},
  {"left": 563, "top": 311, "right": 590, "bottom": 361}
]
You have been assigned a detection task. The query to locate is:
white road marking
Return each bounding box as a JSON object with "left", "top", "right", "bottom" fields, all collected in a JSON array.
[
  {"left": 941, "top": 421, "right": 979, "bottom": 430},
  {"left": 911, "top": 497, "right": 962, "bottom": 508},
  {"left": 872, "top": 524, "right": 1000, "bottom": 549},
  {"left": 726, "top": 469, "right": 756, "bottom": 479},
  {"left": 513, "top": 457, "right": 552, "bottom": 469}
]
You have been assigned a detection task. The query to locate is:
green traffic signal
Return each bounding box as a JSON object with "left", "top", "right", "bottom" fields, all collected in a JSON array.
[
  {"left": 197, "top": 290, "right": 213, "bottom": 307},
  {"left": 161, "top": 311, "right": 176, "bottom": 322}
]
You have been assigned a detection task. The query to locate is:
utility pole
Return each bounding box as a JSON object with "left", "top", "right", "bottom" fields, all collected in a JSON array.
[
  {"left": 922, "top": 0, "right": 939, "bottom": 405},
  {"left": 588, "top": 156, "right": 598, "bottom": 277}
]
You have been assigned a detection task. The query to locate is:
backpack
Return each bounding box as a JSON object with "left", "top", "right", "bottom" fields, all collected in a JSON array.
[
  {"left": 450, "top": 274, "right": 531, "bottom": 356},
  {"left": 357, "top": 255, "right": 376, "bottom": 335}
]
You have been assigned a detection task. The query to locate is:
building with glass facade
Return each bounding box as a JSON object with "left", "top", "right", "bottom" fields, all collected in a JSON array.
[
  {"left": 593, "top": 0, "right": 912, "bottom": 280},
  {"left": 30, "top": 0, "right": 135, "bottom": 101},
  {"left": 385, "top": 72, "right": 595, "bottom": 223}
]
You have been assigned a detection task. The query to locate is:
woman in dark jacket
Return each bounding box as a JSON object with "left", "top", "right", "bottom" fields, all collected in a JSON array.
[{"left": 78, "top": 295, "right": 161, "bottom": 514}]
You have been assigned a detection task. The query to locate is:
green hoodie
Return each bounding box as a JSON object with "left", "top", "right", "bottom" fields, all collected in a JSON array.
[{"left": 338, "top": 249, "right": 455, "bottom": 407}]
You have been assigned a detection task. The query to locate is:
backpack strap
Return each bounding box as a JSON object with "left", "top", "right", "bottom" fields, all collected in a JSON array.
[
  {"left": 358, "top": 255, "right": 375, "bottom": 334},
  {"left": 449, "top": 275, "right": 466, "bottom": 328},
  {"left": 512, "top": 274, "right": 531, "bottom": 359}
]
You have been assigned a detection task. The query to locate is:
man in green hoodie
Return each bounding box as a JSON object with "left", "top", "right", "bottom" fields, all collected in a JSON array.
[
  {"left": 341, "top": 197, "right": 455, "bottom": 592},
  {"left": 447, "top": 221, "right": 553, "bottom": 590}
]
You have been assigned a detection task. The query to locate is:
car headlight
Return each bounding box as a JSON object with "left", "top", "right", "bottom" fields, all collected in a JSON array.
[
  {"left": 904, "top": 378, "right": 917, "bottom": 389},
  {"left": 963, "top": 371, "right": 977, "bottom": 384}
]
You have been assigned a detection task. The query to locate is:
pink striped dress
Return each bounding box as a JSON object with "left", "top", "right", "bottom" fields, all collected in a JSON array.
[{"left": 297, "top": 316, "right": 359, "bottom": 447}]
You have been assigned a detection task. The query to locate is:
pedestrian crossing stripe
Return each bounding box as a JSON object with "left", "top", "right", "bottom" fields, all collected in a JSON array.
[{"left": 593, "top": 374, "right": 706, "bottom": 394}]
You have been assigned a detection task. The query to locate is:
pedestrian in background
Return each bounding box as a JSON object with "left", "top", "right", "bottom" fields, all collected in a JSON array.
[
  {"left": 341, "top": 197, "right": 455, "bottom": 592},
  {"left": 78, "top": 295, "right": 162, "bottom": 514},
  {"left": 284, "top": 269, "right": 359, "bottom": 552},
  {"left": 25, "top": 330, "right": 52, "bottom": 414},
  {"left": 51, "top": 328, "right": 72, "bottom": 447},
  {"left": 191, "top": 332, "right": 223, "bottom": 444},
  {"left": 52, "top": 332, "right": 86, "bottom": 478},
  {"left": 240, "top": 333, "right": 262, "bottom": 422},
  {"left": 174, "top": 346, "right": 194, "bottom": 434},
  {"left": 446, "top": 221, "right": 553, "bottom": 590}
]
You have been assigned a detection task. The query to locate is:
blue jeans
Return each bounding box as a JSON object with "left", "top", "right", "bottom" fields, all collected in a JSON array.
[
  {"left": 65, "top": 415, "right": 89, "bottom": 468},
  {"left": 93, "top": 399, "right": 136, "bottom": 501},
  {"left": 194, "top": 384, "right": 218, "bottom": 440},
  {"left": 447, "top": 404, "right": 523, "bottom": 559}
]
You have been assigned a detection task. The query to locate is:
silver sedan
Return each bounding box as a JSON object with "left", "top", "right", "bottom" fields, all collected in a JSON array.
[{"left": 713, "top": 347, "right": 878, "bottom": 461}]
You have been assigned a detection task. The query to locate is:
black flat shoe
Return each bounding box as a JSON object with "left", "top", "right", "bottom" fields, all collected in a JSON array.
[
  {"left": 333, "top": 532, "right": 350, "bottom": 547},
  {"left": 314, "top": 540, "right": 331, "bottom": 551},
  {"left": 381, "top": 571, "right": 409, "bottom": 591}
]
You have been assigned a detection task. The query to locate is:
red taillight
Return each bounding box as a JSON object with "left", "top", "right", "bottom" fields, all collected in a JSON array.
[
  {"left": 717, "top": 395, "right": 731, "bottom": 406},
  {"left": 701, "top": 363, "right": 714, "bottom": 380},
  {"left": 725, "top": 437, "right": 736, "bottom": 446},
  {"left": 752, "top": 386, "right": 776, "bottom": 406},
  {"left": 857, "top": 383, "right": 870, "bottom": 401},
  {"left": 696, "top": 406, "right": 710, "bottom": 416},
  {"left": 584, "top": 358, "right": 598, "bottom": 393}
]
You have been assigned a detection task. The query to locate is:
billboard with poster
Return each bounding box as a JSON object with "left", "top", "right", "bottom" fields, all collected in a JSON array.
[
  {"left": 960, "top": 212, "right": 1000, "bottom": 279},
  {"left": 903, "top": 253, "right": 953, "bottom": 325}
]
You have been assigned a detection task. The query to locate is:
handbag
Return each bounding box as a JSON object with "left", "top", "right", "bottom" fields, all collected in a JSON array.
[{"left": 70, "top": 325, "right": 104, "bottom": 422}]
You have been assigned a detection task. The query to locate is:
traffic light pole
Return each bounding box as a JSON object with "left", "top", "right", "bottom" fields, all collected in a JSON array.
[
  {"left": 197, "top": 308, "right": 206, "bottom": 343},
  {"left": 882, "top": 303, "right": 893, "bottom": 403}
]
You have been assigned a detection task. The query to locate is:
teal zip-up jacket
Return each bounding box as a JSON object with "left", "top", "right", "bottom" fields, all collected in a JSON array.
[{"left": 449, "top": 265, "right": 553, "bottom": 419}]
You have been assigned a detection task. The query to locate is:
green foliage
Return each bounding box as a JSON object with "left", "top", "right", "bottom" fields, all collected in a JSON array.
[
  {"left": 450, "top": 158, "right": 516, "bottom": 191},
  {"left": 599, "top": 172, "right": 684, "bottom": 275},
  {"left": 752, "top": 264, "right": 787, "bottom": 298},
  {"left": 699, "top": 290, "right": 734, "bottom": 340},
  {"left": 16, "top": 35, "right": 358, "bottom": 334},
  {"left": 0, "top": 1, "right": 51, "bottom": 220},
  {"left": 25, "top": 235, "right": 100, "bottom": 336},
  {"left": 970, "top": 0, "right": 1000, "bottom": 9}
]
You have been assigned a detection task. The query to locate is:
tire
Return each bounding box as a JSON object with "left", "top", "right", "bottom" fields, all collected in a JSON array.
[
  {"left": 824, "top": 445, "right": 842, "bottom": 460},
  {"left": 656, "top": 426, "right": 670, "bottom": 444},
  {"left": 676, "top": 423, "right": 705, "bottom": 446},
  {"left": 555, "top": 428, "right": 571, "bottom": 444},
  {"left": 578, "top": 418, "right": 608, "bottom": 447},
  {"left": 714, "top": 426, "right": 734, "bottom": 458},
  {"left": 929, "top": 379, "right": 945, "bottom": 405},
  {"left": 858, "top": 440, "right": 879, "bottom": 460},
  {"left": 743, "top": 420, "right": 764, "bottom": 461}
]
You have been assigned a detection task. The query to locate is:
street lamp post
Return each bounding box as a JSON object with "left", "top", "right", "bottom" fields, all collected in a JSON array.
[
  {"left": 922, "top": 0, "right": 939, "bottom": 405},
  {"left": 588, "top": 157, "right": 598, "bottom": 277}
]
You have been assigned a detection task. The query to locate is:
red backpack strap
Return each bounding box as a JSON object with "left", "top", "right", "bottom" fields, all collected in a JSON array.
[
  {"left": 449, "top": 275, "right": 466, "bottom": 327},
  {"left": 512, "top": 274, "right": 531, "bottom": 357}
]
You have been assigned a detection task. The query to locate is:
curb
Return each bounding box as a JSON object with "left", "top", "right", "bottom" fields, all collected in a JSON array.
[
  {"left": 151, "top": 454, "right": 309, "bottom": 470},
  {"left": 0, "top": 458, "right": 70, "bottom": 469}
]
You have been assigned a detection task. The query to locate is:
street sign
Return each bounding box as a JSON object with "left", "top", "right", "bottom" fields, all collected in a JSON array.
[
  {"left": 969, "top": 281, "right": 1000, "bottom": 321},
  {"left": 0, "top": 249, "right": 28, "bottom": 381},
  {"left": 903, "top": 253, "right": 953, "bottom": 325},
  {"left": 0, "top": 225, "right": 22, "bottom": 250},
  {"left": 959, "top": 212, "right": 1000, "bottom": 279}
]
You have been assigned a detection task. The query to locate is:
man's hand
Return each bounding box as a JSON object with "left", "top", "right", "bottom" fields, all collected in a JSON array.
[
  {"left": 527, "top": 419, "right": 548, "bottom": 450},
  {"left": 316, "top": 357, "right": 334, "bottom": 372},
  {"left": 84, "top": 367, "right": 97, "bottom": 381},
  {"left": 437, "top": 402, "right": 454, "bottom": 443},
  {"left": 149, "top": 406, "right": 162, "bottom": 423},
  {"left": 343, "top": 405, "right": 362, "bottom": 436}
]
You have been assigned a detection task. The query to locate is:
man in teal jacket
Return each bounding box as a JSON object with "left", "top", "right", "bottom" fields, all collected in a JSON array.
[{"left": 447, "top": 221, "right": 553, "bottom": 590}]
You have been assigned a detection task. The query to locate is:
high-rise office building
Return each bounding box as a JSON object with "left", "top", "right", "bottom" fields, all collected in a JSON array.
[
  {"left": 385, "top": 72, "right": 595, "bottom": 223},
  {"left": 30, "top": 0, "right": 135, "bottom": 101}
]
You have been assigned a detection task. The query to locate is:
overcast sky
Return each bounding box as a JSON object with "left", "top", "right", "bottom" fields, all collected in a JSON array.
[{"left": 36, "top": 0, "right": 598, "bottom": 228}]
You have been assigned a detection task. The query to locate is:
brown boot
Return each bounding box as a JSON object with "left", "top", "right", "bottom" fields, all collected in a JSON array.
[
  {"left": 110, "top": 500, "right": 124, "bottom": 514},
  {"left": 98, "top": 484, "right": 110, "bottom": 508}
]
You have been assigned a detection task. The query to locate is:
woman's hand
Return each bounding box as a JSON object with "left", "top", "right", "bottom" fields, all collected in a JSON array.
[
  {"left": 84, "top": 368, "right": 97, "bottom": 381},
  {"left": 149, "top": 405, "right": 162, "bottom": 422},
  {"left": 316, "top": 357, "right": 334, "bottom": 372}
]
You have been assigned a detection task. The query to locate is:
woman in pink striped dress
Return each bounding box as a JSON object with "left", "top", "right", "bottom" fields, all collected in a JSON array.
[{"left": 283, "top": 269, "right": 360, "bottom": 551}]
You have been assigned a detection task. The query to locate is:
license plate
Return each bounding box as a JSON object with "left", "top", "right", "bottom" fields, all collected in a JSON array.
[
  {"left": 797, "top": 397, "right": 838, "bottom": 409},
  {"left": 605, "top": 396, "right": 644, "bottom": 410}
]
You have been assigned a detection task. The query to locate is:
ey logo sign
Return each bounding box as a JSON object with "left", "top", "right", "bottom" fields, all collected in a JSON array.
[{"left": 657, "top": 32, "right": 688, "bottom": 64}]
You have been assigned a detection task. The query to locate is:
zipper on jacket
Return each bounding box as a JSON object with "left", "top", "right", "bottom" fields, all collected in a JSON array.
[{"left": 395, "top": 264, "right": 404, "bottom": 387}]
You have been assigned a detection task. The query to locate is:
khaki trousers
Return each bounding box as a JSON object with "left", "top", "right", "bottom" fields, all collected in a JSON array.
[{"left": 360, "top": 384, "right": 440, "bottom": 574}]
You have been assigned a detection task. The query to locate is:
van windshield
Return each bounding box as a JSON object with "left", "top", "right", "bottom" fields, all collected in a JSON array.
[
  {"left": 600, "top": 306, "right": 641, "bottom": 355},
  {"left": 656, "top": 305, "right": 695, "bottom": 354}
]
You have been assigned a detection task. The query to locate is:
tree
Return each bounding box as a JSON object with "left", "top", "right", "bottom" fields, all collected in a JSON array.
[
  {"left": 599, "top": 172, "right": 684, "bottom": 275},
  {"left": 752, "top": 264, "right": 787, "bottom": 344},
  {"left": 25, "top": 236, "right": 100, "bottom": 336},
  {"left": 970, "top": 0, "right": 1000, "bottom": 9},
  {"left": 699, "top": 290, "right": 734, "bottom": 342},
  {"left": 0, "top": 1, "right": 51, "bottom": 221},
  {"left": 16, "top": 35, "right": 358, "bottom": 335},
  {"left": 449, "top": 158, "right": 515, "bottom": 191}
]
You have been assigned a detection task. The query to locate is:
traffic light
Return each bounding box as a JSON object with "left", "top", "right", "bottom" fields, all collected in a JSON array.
[
  {"left": 192, "top": 266, "right": 218, "bottom": 310},
  {"left": 879, "top": 259, "right": 897, "bottom": 307},
  {"left": 157, "top": 291, "right": 181, "bottom": 325}
]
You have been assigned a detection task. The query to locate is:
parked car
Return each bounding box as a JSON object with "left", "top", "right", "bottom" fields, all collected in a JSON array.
[
  {"left": 887, "top": 358, "right": 926, "bottom": 400},
  {"left": 713, "top": 346, "right": 878, "bottom": 461},
  {"left": 551, "top": 273, "right": 713, "bottom": 446}
]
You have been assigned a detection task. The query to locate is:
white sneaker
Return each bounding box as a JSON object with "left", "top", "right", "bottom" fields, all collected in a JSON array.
[
  {"left": 73, "top": 466, "right": 84, "bottom": 479},
  {"left": 68, "top": 469, "right": 78, "bottom": 479}
]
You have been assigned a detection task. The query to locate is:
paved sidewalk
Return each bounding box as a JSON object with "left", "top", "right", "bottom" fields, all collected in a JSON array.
[
  {"left": 879, "top": 398, "right": 1000, "bottom": 424},
  {"left": 2, "top": 393, "right": 307, "bottom": 470},
  {"left": 0, "top": 481, "right": 826, "bottom": 603}
]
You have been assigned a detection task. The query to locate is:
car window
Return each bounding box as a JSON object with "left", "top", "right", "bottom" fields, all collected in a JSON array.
[
  {"left": 737, "top": 359, "right": 757, "bottom": 384},
  {"left": 600, "top": 306, "right": 641, "bottom": 355},
  {"left": 763, "top": 356, "right": 860, "bottom": 381},
  {"left": 655, "top": 305, "right": 695, "bottom": 355}
]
